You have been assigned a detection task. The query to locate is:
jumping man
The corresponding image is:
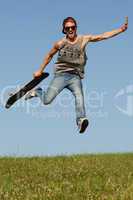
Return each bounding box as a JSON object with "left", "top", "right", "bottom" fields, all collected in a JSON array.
[{"left": 25, "top": 17, "right": 128, "bottom": 133}]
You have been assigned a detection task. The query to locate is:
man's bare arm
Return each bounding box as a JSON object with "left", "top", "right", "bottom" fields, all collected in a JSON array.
[
  {"left": 39, "top": 43, "right": 59, "bottom": 72},
  {"left": 84, "top": 17, "right": 128, "bottom": 42},
  {"left": 34, "top": 42, "right": 60, "bottom": 77}
]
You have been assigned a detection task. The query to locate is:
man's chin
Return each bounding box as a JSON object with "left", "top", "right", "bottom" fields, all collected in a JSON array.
[{"left": 68, "top": 34, "right": 75, "bottom": 38}]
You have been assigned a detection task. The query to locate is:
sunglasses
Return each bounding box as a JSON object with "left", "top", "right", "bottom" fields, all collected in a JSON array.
[{"left": 64, "top": 25, "right": 76, "bottom": 32}]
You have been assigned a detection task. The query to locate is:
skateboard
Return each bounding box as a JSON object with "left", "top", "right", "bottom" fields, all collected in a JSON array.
[{"left": 5, "top": 72, "right": 49, "bottom": 109}]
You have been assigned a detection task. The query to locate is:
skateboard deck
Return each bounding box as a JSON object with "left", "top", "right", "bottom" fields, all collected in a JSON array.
[{"left": 5, "top": 72, "right": 49, "bottom": 109}]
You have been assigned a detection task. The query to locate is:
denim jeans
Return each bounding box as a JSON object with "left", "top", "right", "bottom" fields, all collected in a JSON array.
[{"left": 36, "top": 72, "right": 86, "bottom": 124}]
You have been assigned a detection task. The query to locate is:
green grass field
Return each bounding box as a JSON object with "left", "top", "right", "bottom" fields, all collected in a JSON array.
[{"left": 0, "top": 153, "right": 133, "bottom": 200}]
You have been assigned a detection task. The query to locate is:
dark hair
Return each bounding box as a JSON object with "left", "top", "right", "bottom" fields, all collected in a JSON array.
[{"left": 62, "top": 17, "right": 77, "bottom": 34}]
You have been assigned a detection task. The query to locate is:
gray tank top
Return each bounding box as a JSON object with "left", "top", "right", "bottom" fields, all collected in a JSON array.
[{"left": 54, "top": 35, "right": 87, "bottom": 79}]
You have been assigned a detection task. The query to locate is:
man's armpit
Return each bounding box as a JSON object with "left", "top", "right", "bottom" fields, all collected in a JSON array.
[{"left": 82, "top": 35, "right": 93, "bottom": 47}]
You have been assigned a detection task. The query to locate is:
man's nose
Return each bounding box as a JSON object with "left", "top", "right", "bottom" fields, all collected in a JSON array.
[{"left": 69, "top": 27, "right": 73, "bottom": 31}]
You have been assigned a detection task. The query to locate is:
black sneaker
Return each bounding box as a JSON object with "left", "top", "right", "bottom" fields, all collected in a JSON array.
[{"left": 78, "top": 118, "right": 89, "bottom": 133}]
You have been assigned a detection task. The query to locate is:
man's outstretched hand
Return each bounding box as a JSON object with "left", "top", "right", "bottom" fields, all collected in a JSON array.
[{"left": 120, "top": 16, "right": 128, "bottom": 32}]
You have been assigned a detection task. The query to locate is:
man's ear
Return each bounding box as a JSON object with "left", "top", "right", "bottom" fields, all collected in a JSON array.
[{"left": 62, "top": 28, "right": 66, "bottom": 34}]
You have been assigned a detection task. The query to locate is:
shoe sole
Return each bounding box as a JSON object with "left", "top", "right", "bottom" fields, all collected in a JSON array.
[
  {"left": 79, "top": 119, "right": 89, "bottom": 133},
  {"left": 25, "top": 92, "right": 36, "bottom": 100},
  {"left": 25, "top": 88, "right": 42, "bottom": 100}
]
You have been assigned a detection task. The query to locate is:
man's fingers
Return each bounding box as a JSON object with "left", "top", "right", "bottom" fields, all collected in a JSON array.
[
  {"left": 125, "top": 16, "right": 128, "bottom": 25},
  {"left": 33, "top": 71, "right": 42, "bottom": 78}
]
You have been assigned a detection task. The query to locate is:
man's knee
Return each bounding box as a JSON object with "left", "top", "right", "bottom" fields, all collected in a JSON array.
[
  {"left": 43, "top": 96, "right": 54, "bottom": 105},
  {"left": 42, "top": 89, "right": 59, "bottom": 105}
]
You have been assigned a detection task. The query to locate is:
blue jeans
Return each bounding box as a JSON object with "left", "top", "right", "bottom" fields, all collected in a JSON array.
[{"left": 36, "top": 72, "right": 86, "bottom": 124}]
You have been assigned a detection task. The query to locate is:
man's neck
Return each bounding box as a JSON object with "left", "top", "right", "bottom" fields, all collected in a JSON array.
[{"left": 66, "top": 34, "right": 77, "bottom": 42}]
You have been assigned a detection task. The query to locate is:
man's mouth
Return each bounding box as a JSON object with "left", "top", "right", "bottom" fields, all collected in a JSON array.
[{"left": 69, "top": 31, "right": 74, "bottom": 35}]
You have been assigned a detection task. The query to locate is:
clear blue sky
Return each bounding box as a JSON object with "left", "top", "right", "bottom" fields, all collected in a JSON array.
[{"left": 0, "top": 0, "right": 132, "bottom": 156}]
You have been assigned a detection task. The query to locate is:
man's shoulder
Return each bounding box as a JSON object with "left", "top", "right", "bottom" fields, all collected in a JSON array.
[
  {"left": 54, "top": 37, "right": 66, "bottom": 49},
  {"left": 54, "top": 38, "right": 65, "bottom": 49},
  {"left": 77, "top": 34, "right": 92, "bottom": 43}
]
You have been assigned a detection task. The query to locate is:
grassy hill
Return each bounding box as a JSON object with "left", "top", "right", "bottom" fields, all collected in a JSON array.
[{"left": 0, "top": 153, "right": 133, "bottom": 200}]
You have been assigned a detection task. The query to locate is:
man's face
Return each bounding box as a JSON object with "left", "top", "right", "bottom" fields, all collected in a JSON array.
[{"left": 64, "top": 21, "right": 77, "bottom": 39}]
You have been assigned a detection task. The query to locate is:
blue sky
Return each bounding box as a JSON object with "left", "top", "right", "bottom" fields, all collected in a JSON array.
[{"left": 0, "top": 0, "right": 132, "bottom": 156}]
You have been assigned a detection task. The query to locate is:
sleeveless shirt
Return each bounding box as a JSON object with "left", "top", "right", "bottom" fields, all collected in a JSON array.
[{"left": 54, "top": 35, "right": 88, "bottom": 79}]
